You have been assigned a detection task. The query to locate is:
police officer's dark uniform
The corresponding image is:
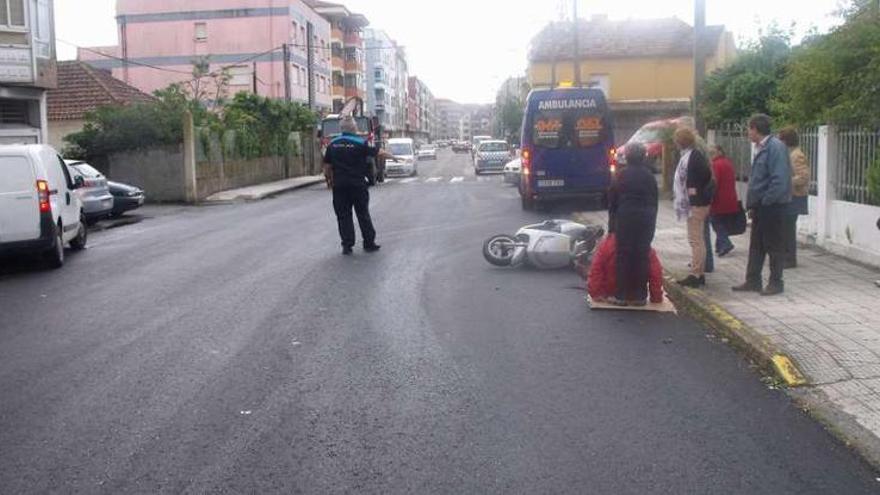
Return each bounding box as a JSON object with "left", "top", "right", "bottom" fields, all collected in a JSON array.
[{"left": 323, "top": 131, "right": 380, "bottom": 254}]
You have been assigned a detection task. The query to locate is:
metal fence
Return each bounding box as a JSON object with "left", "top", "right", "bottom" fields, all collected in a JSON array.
[
  {"left": 835, "top": 127, "right": 880, "bottom": 205},
  {"left": 710, "top": 124, "right": 880, "bottom": 204},
  {"left": 799, "top": 127, "right": 819, "bottom": 195}
]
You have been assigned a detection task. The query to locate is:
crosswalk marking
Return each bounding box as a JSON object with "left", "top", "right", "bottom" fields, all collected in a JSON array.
[{"left": 381, "top": 175, "right": 502, "bottom": 186}]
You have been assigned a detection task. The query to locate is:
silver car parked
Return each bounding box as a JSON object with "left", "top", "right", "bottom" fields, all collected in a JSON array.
[{"left": 65, "top": 160, "right": 114, "bottom": 224}]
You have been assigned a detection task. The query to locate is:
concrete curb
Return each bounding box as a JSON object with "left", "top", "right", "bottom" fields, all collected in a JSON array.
[
  {"left": 204, "top": 178, "right": 325, "bottom": 203},
  {"left": 662, "top": 274, "right": 807, "bottom": 387}
]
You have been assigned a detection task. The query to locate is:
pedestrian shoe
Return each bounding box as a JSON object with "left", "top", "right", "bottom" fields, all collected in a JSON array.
[
  {"left": 607, "top": 296, "right": 628, "bottom": 306},
  {"left": 761, "top": 284, "right": 784, "bottom": 296},
  {"left": 732, "top": 282, "right": 762, "bottom": 292},
  {"left": 677, "top": 275, "right": 705, "bottom": 288},
  {"left": 342, "top": 246, "right": 353, "bottom": 255},
  {"left": 364, "top": 243, "right": 381, "bottom": 253},
  {"left": 718, "top": 246, "right": 734, "bottom": 257}
]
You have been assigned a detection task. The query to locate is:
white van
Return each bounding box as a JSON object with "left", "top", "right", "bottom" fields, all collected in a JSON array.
[
  {"left": 0, "top": 144, "right": 88, "bottom": 268},
  {"left": 385, "top": 138, "right": 417, "bottom": 177}
]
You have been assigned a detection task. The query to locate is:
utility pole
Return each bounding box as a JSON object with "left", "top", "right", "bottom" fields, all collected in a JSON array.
[
  {"left": 252, "top": 61, "right": 258, "bottom": 94},
  {"left": 282, "top": 43, "right": 291, "bottom": 102},
  {"left": 306, "top": 22, "right": 316, "bottom": 110},
  {"left": 693, "top": 0, "right": 706, "bottom": 136},
  {"left": 572, "top": 0, "right": 581, "bottom": 86}
]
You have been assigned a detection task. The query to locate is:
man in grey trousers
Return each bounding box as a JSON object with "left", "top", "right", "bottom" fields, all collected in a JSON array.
[{"left": 732, "top": 114, "right": 792, "bottom": 296}]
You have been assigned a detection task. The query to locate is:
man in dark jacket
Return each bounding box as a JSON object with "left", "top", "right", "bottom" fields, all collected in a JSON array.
[
  {"left": 733, "top": 114, "right": 792, "bottom": 295},
  {"left": 323, "top": 117, "right": 397, "bottom": 255}
]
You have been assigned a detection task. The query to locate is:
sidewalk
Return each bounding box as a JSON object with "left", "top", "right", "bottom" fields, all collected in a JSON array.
[
  {"left": 577, "top": 201, "right": 880, "bottom": 466},
  {"left": 204, "top": 175, "right": 324, "bottom": 203}
]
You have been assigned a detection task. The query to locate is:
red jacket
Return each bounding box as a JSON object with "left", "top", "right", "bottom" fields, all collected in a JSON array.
[
  {"left": 587, "top": 235, "right": 664, "bottom": 303},
  {"left": 710, "top": 156, "right": 739, "bottom": 215}
]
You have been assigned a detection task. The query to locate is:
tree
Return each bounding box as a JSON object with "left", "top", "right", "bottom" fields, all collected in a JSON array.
[
  {"left": 773, "top": 2, "right": 880, "bottom": 126},
  {"left": 700, "top": 29, "right": 792, "bottom": 127}
]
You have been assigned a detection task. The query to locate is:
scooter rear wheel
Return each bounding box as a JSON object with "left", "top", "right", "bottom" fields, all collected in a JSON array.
[{"left": 482, "top": 234, "right": 517, "bottom": 266}]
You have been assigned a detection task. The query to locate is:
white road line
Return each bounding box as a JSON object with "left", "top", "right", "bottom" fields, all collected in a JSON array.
[
  {"left": 425, "top": 177, "right": 442, "bottom": 183},
  {"left": 450, "top": 176, "right": 464, "bottom": 183},
  {"left": 400, "top": 177, "right": 418, "bottom": 184}
]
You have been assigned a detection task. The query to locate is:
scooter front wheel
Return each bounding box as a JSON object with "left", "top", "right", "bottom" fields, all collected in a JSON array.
[{"left": 482, "top": 234, "right": 517, "bottom": 266}]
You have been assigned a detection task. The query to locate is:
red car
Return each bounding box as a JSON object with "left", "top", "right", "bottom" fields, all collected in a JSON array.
[{"left": 616, "top": 116, "right": 694, "bottom": 173}]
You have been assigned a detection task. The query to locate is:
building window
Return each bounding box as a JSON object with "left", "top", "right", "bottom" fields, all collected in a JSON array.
[
  {"left": 228, "top": 65, "right": 251, "bottom": 87},
  {"left": 194, "top": 22, "right": 207, "bottom": 42},
  {"left": 300, "top": 67, "right": 307, "bottom": 87},
  {"left": 0, "top": 0, "right": 25, "bottom": 29},
  {"left": 31, "top": 0, "right": 50, "bottom": 58},
  {"left": 292, "top": 22, "right": 298, "bottom": 44}
]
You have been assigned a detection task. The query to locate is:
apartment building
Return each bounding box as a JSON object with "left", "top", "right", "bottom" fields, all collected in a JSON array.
[
  {"left": 364, "top": 28, "right": 407, "bottom": 136},
  {"left": 308, "top": 1, "right": 367, "bottom": 113},
  {"left": 80, "top": 0, "right": 334, "bottom": 111},
  {"left": 0, "top": 0, "right": 56, "bottom": 144},
  {"left": 407, "top": 76, "right": 435, "bottom": 142},
  {"left": 435, "top": 98, "right": 463, "bottom": 141}
]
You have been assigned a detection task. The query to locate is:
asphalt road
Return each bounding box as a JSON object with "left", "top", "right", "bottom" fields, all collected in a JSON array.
[{"left": 1, "top": 150, "right": 877, "bottom": 493}]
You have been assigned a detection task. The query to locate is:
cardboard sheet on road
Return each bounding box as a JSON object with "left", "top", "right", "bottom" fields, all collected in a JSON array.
[{"left": 587, "top": 295, "right": 677, "bottom": 313}]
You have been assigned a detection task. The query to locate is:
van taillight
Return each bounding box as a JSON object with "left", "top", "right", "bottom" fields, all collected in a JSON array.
[
  {"left": 521, "top": 148, "right": 531, "bottom": 175},
  {"left": 37, "top": 180, "right": 50, "bottom": 213},
  {"left": 608, "top": 147, "right": 617, "bottom": 174}
]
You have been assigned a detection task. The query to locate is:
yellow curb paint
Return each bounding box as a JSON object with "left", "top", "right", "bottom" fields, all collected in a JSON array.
[{"left": 772, "top": 354, "right": 808, "bottom": 387}]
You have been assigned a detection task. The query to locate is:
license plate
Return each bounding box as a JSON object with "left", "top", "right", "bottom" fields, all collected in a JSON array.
[{"left": 538, "top": 179, "right": 564, "bottom": 187}]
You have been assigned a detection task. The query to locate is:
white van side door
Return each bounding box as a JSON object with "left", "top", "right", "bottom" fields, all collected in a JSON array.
[{"left": 42, "top": 149, "right": 80, "bottom": 241}]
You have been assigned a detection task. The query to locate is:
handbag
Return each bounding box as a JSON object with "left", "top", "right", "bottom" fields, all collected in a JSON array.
[{"left": 723, "top": 201, "right": 747, "bottom": 236}]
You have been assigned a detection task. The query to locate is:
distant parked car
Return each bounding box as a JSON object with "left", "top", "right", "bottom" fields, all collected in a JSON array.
[
  {"left": 503, "top": 158, "right": 521, "bottom": 184},
  {"left": 452, "top": 141, "right": 470, "bottom": 153},
  {"left": 107, "top": 180, "right": 145, "bottom": 217},
  {"left": 65, "top": 160, "right": 114, "bottom": 224},
  {"left": 417, "top": 144, "right": 437, "bottom": 160}
]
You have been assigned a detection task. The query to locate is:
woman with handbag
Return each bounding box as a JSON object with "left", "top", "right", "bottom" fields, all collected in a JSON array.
[
  {"left": 779, "top": 127, "right": 810, "bottom": 268},
  {"left": 709, "top": 144, "right": 740, "bottom": 257}
]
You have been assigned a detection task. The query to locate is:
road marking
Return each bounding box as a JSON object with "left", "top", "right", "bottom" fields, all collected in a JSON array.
[
  {"left": 400, "top": 178, "right": 418, "bottom": 184},
  {"left": 450, "top": 176, "right": 464, "bottom": 183},
  {"left": 425, "top": 177, "right": 442, "bottom": 183}
]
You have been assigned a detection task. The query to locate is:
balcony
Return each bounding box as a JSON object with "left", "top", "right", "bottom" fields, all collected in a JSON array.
[
  {"left": 343, "top": 31, "right": 362, "bottom": 46},
  {"left": 331, "top": 27, "right": 344, "bottom": 41},
  {"left": 332, "top": 84, "right": 345, "bottom": 97},
  {"left": 344, "top": 59, "right": 363, "bottom": 73},
  {"left": 331, "top": 55, "right": 344, "bottom": 69},
  {"left": 344, "top": 86, "right": 363, "bottom": 99}
]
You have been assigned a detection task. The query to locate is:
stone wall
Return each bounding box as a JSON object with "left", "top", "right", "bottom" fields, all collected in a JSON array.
[{"left": 107, "top": 145, "right": 186, "bottom": 202}]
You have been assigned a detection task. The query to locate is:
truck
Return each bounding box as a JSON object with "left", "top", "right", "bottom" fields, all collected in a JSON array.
[{"left": 318, "top": 97, "right": 385, "bottom": 184}]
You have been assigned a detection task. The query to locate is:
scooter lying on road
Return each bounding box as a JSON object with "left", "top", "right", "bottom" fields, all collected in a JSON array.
[{"left": 482, "top": 219, "right": 605, "bottom": 270}]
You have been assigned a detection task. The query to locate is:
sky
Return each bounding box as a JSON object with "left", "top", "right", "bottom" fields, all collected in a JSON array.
[{"left": 54, "top": 0, "right": 848, "bottom": 104}]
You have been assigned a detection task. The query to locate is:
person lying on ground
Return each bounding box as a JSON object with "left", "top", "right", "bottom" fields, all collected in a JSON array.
[{"left": 587, "top": 233, "right": 664, "bottom": 305}]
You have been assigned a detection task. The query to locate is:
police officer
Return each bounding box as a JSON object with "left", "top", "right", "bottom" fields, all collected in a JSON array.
[{"left": 323, "top": 116, "right": 397, "bottom": 255}]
